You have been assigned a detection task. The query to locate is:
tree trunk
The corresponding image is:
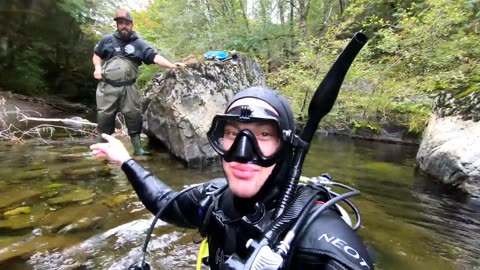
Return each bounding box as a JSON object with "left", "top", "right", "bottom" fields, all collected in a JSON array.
[
  {"left": 238, "top": 0, "right": 250, "bottom": 31},
  {"left": 298, "top": 0, "right": 310, "bottom": 41},
  {"left": 260, "top": 0, "right": 269, "bottom": 24},
  {"left": 201, "top": 0, "right": 214, "bottom": 44},
  {"left": 278, "top": 0, "right": 285, "bottom": 24},
  {"left": 289, "top": 0, "right": 295, "bottom": 52}
]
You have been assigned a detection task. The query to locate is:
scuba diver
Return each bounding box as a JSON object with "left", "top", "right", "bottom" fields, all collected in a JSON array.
[{"left": 90, "top": 85, "right": 374, "bottom": 270}]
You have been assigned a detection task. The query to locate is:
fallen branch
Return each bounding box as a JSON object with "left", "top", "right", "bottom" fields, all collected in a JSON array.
[
  {"left": 0, "top": 104, "right": 129, "bottom": 144},
  {"left": 18, "top": 116, "right": 97, "bottom": 127}
]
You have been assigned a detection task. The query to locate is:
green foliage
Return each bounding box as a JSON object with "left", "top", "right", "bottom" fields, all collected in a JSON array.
[
  {"left": 56, "top": 0, "right": 87, "bottom": 22},
  {"left": 137, "top": 65, "right": 161, "bottom": 90},
  {"left": 0, "top": 0, "right": 126, "bottom": 102},
  {"left": 1, "top": 48, "right": 47, "bottom": 95},
  {"left": 455, "top": 74, "right": 480, "bottom": 98},
  {"left": 267, "top": 0, "right": 479, "bottom": 134},
  {"left": 2, "top": 0, "right": 479, "bottom": 135},
  {"left": 352, "top": 120, "right": 382, "bottom": 134}
]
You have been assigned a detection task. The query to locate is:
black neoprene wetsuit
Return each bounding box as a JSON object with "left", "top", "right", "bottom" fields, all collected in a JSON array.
[{"left": 122, "top": 159, "right": 374, "bottom": 270}]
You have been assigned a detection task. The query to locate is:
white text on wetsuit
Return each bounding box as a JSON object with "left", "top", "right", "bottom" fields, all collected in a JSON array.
[{"left": 318, "top": 234, "right": 370, "bottom": 269}]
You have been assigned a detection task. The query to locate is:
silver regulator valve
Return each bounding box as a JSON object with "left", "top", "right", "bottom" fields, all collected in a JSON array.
[{"left": 222, "top": 237, "right": 285, "bottom": 270}]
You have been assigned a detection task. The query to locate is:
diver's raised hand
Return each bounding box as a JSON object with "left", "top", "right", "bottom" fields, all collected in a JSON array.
[{"left": 90, "top": 133, "right": 131, "bottom": 166}]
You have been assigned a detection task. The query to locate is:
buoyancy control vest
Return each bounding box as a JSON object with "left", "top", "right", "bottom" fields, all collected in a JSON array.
[
  {"left": 198, "top": 184, "right": 373, "bottom": 270},
  {"left": 203, "top": 192, "right": 277, "bottom": 269}
]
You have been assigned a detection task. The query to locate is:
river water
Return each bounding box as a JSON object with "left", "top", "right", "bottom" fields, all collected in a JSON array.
[{"left": 0, "top": 135, "right": 479, "bottom": 270}]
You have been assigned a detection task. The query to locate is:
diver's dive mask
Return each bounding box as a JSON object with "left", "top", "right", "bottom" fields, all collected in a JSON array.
[{"left": 207, "top": 105, "right": 286, "bottom": 167}]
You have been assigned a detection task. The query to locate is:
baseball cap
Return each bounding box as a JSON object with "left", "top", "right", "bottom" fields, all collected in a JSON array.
[{"left": 114, "top": 9, "right": 133, "bottom": 22}]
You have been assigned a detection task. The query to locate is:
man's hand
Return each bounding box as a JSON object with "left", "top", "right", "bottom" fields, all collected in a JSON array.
[
  {"left": 154, "top": 55, "right": 185, "bottom": 69},
  {"left": 166, "top": 62, "right": 186, "bottom": 69},
  {"left": 90, "top": 134, "right": 132, "bottom": 166},
  {"left": 173, "top": 62, "right": 186, "bottom": 68},
  {"left": 94, "top": 66, "right": 102, "bottom": 80},
  {"left": 92, "top": 54, "right": 103, "bottom": 79}
]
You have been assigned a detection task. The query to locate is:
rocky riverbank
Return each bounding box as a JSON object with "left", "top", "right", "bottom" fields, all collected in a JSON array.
[{"left": 0, "top": 91, "right": 91, "bottom": 124}]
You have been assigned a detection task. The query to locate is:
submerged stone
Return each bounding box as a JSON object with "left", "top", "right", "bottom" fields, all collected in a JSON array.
[
  {"left": 46, "top": 188, "right": 95, "bottom": 205},
  {"left": 3, "top": 206, "right": 32, "bottom": 217},
  {"left": 43, "top": 204, "right": 108, "bottom": 233},
  {"left": 0, "top": 213, "right": 38, "bottom": 232},
  {"left": 0, "top": 189, "right": 41, "bottom": 212},
  {"left": 0, "top": 234, "right": 84, "bottom": 263},
  {"left": 101, "top": 194, "right": 130, "bottom": 208}
]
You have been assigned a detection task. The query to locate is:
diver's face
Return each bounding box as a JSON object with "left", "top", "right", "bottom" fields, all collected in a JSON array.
[
  {"left": 222, "top": 121, "right": 280, "bottom": 198},
  {"left": 116, "top": 19, "right": 133, "bottom": 38}
]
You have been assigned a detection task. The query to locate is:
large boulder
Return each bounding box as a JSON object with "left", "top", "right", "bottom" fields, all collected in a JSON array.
[
  {"left": 142, "top": 55, "right": 264, "bottom": 167},
  {"left": 416, "top": 90, "right": 480, "bottom": 196}
]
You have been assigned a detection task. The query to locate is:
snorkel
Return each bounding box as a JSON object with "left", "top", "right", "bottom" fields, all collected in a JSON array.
[
  {"left": 222, "top": 32, "right": 368, "bottom": 270},
  {"left": 275, "top": 31, "right": 369, "bottom": 218}
]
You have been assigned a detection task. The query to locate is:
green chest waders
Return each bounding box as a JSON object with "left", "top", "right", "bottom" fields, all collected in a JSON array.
[{"left": 96, "top": 55, "right": 150, "bottom": 155}]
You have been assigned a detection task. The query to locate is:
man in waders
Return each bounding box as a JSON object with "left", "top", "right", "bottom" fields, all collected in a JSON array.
[{"left": 92, "top": 9, "right": 183, "bottom": 155}]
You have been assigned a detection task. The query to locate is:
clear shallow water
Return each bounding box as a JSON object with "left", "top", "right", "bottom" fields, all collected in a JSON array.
[{"left": 0, "top": 135, "right": 479, "bottom": 269}]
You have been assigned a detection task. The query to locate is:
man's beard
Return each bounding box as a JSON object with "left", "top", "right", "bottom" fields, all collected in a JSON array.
[{"left": 118, "top": 28, "right": 132, "bottom": 39}]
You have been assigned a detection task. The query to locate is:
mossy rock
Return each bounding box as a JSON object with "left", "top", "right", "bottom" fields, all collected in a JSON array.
[
  {"left": 101, "top": 194, "right": 130, "bottom": 208},
  {"left": 0, "top": 213, "right": 38, "bottom": 232},
  {"left": 0, "top": 234, "right": 84, "bottom": 263},
  {"left": 43, "top": 204, "right": 108, "bottom": 233},
  {"left": 3, "top": 206, "right": 32, "bottom": 217},
  {"left": 0, "top": 189, "right": 42, "bottom": 212},
  {"left": 47, "top": 188, "right": 95, "bottom": 205}
]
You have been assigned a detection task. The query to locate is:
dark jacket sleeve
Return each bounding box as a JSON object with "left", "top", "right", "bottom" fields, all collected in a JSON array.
[
  {"left": 94, "top": 34, "right": 111, "bottom": 59},
  {"left": 292, "top": 210, "right": 374, "bottom": 270},
  {"left": 121, "top": 159, "right": 227, "bottom": 229},
  {"left": 136, "top": 38, "right": 157, "bottom": 64}
]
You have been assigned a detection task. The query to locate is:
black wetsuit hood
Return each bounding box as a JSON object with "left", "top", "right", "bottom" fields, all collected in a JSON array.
[{"left": 222, "top": 86, "right": 295, "bottom": 214}]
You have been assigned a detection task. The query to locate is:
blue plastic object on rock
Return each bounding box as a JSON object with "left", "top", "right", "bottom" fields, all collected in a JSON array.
[{"left": 204, "top": 51, "right": 229, "bottom": 61}]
